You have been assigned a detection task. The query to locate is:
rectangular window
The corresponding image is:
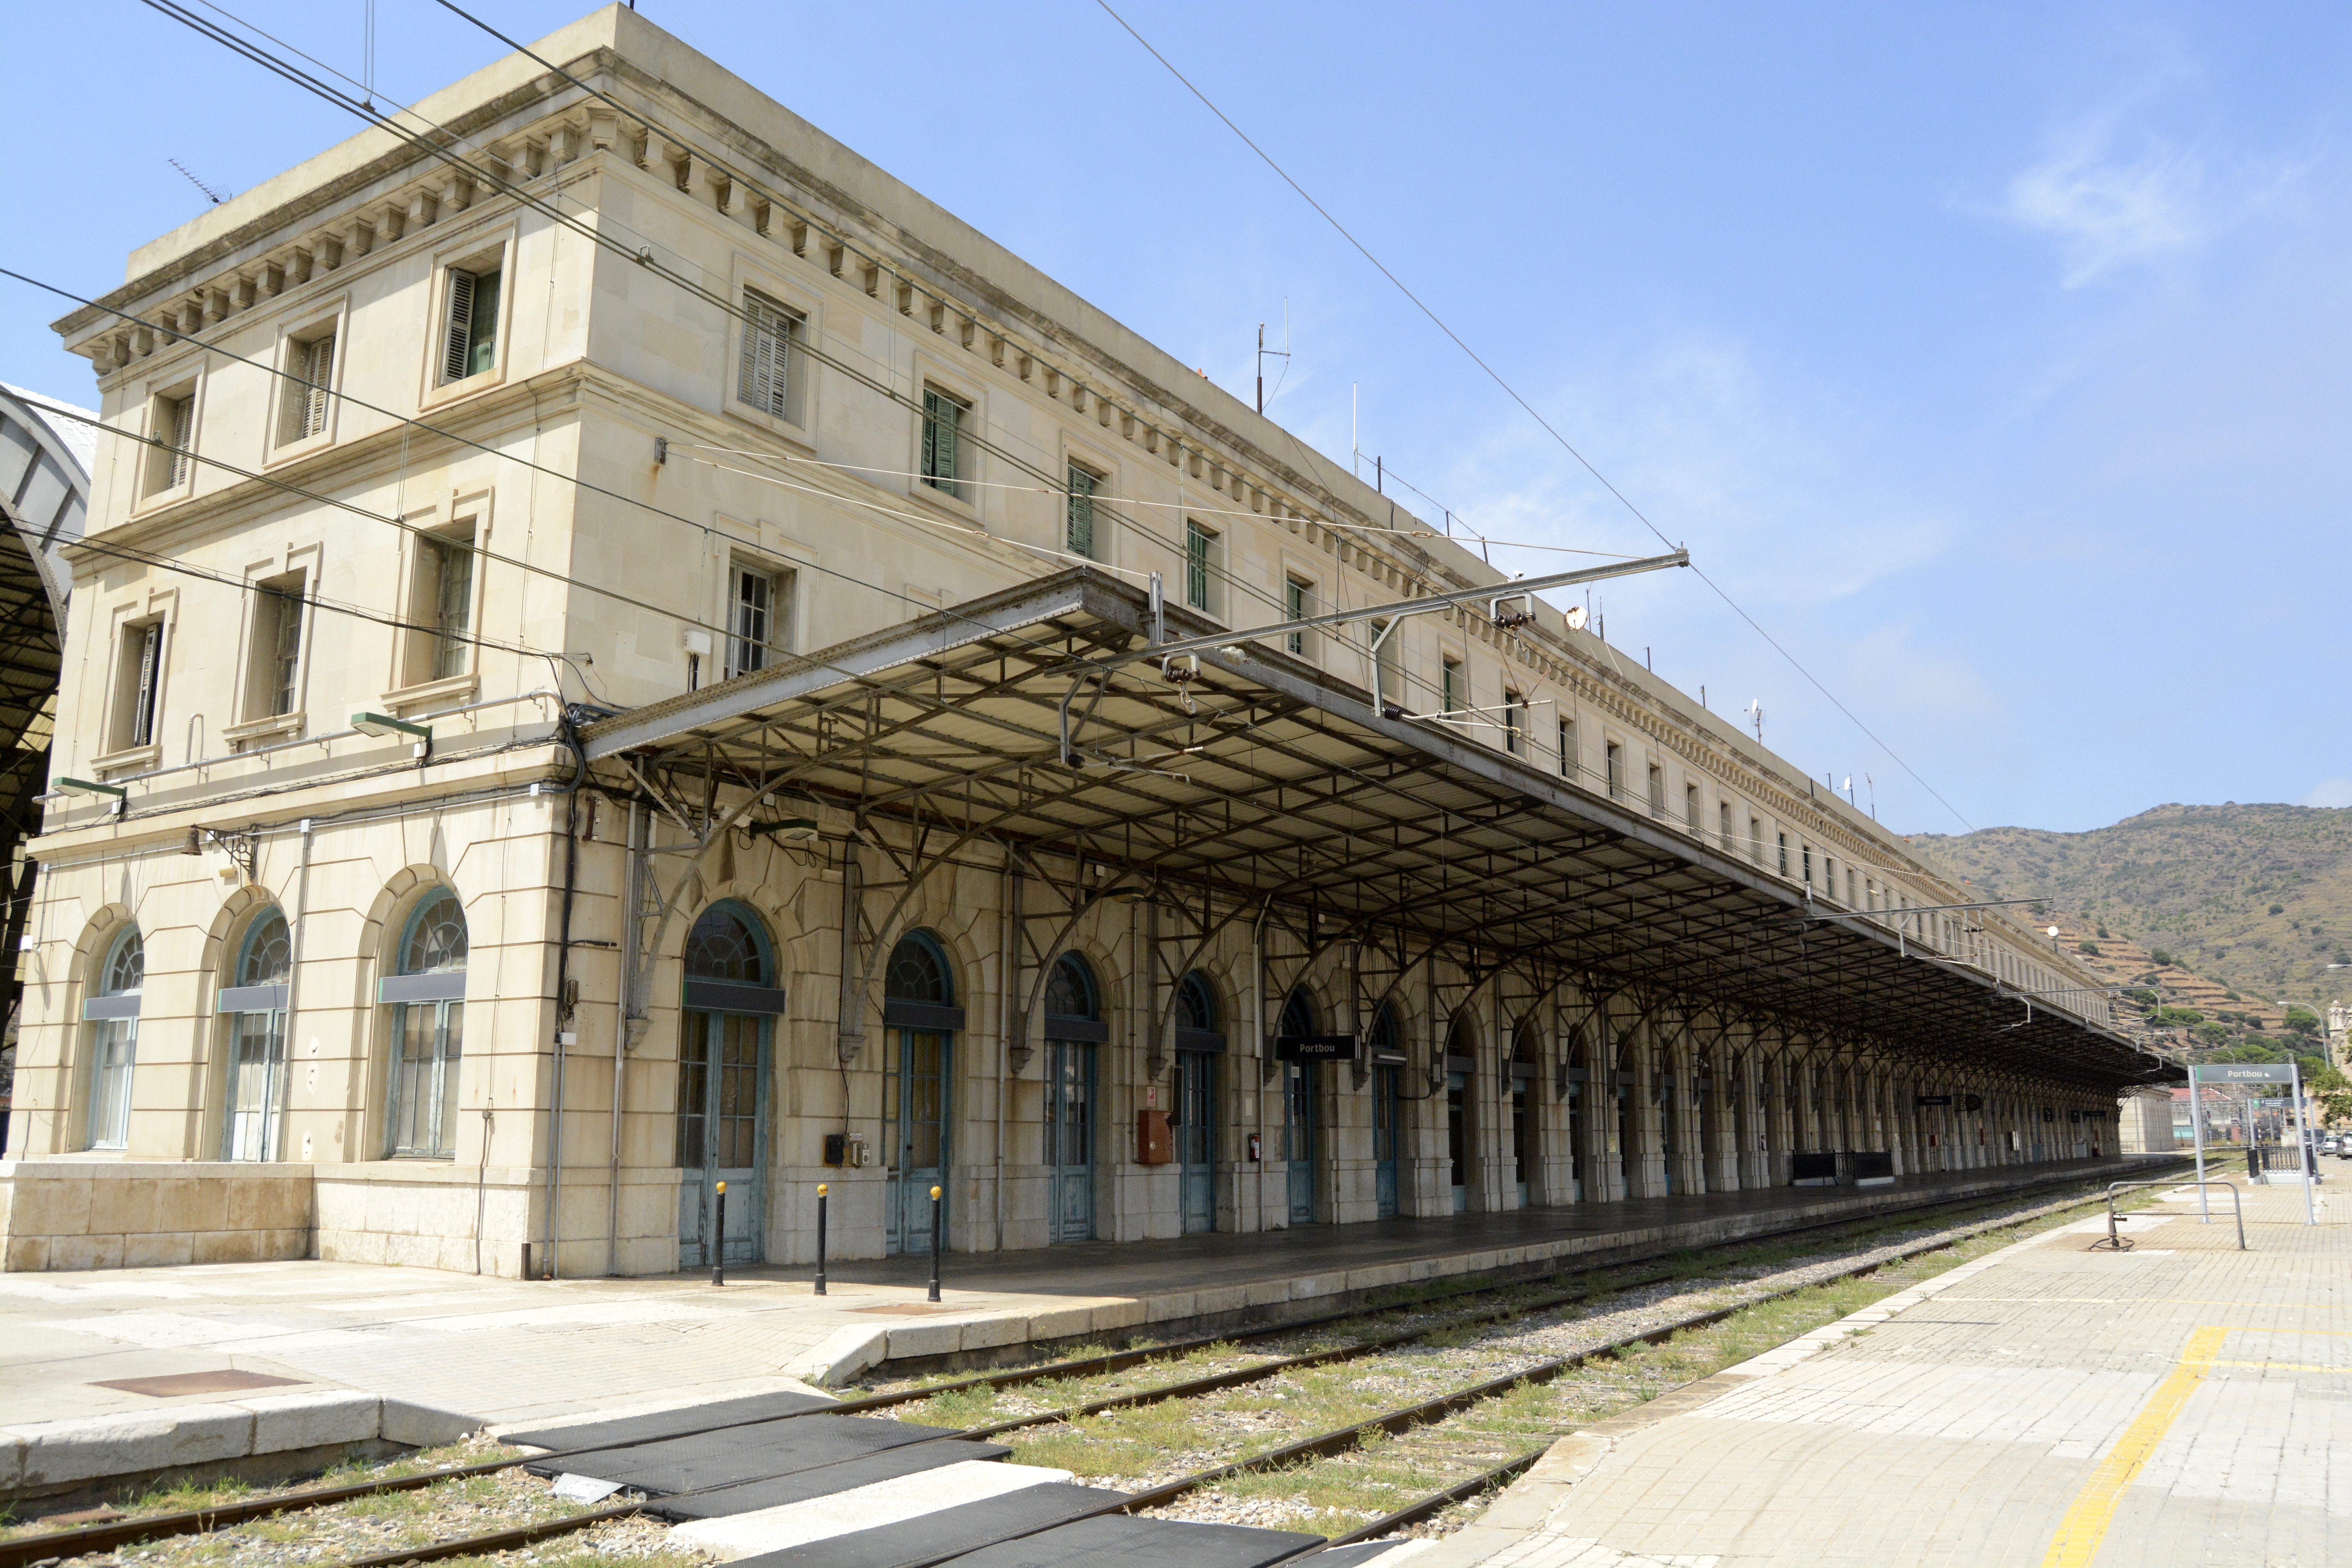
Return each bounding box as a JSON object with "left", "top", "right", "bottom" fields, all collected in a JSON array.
[
  {"left": 1647, "top": 762, "right": 1665, "bottom": 816},
  {"left": 408, "top": 524, "right": 475, "bottom": 686},
  {"left": 1185, "top": 520, "right": 1217, "bottom": 611},
  {"left": 1284, "top": 576, "right": 1311, "bottom": 655},
  {"left": 1685, "top": 783, "right": 1700, "bottom": 831},
  {"left": 248, "top": 573, "right": 307, "bottom": 720},
  {"left": 115, "top": 620, "right": 165, "bottom": 750},
  {"left": 148, "top": 391, "right": 195, "bottom": 495},
  {"left": 1441, "top": 657, "right": 1463, "bottom": 717},
  {"left": 728, "top": 562, "right": 790, "bottom": 679},
  {"left": 1719, "top": 801, "right": 1734, "bottom": 852},
  {"left": 1065, "top": 464, "right": 1097, "bottom": 558},
  {"left": 1504, "top": 691, "right": 1523, "bottom": 754},
  {"left": 279, "top": 331, "right": 336, "bottom": 444},
  {"left": 1558, "top": 717, "right": 1575, "bottom": 778},
  {"left": 440, "top": 266, "right": 502, "bottom": 383},
  {"left": 1777, "top": 832, "right": 1790, "bottom": 877},
  {"left": 920, "top": 387, "right": 967, "bottom": 500},
  {"left": 1802, "top": 844, "right": 1813, "bottom": 884},
  {"left": 1605, "top": 741, "right": 1623, "bottom": 799},
  {"left": 737, "top": 288, "right": 804, "bottom": 421},
  {"left": 1749, "top": 816, "right": 1764, "bottom": 865},
  {"left": 87, "top": 1018, "right": 137, "bottom": 1150}
]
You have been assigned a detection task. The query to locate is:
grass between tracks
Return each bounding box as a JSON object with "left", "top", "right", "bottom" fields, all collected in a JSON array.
[{"left": 1014, "top": 1182, "right": 2176, "bottom": 1540}]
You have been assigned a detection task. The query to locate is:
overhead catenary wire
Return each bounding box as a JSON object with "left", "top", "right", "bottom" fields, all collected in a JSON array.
[
  {"left": 1091, "top": 0, "right": 1978, "bottom": 834},
  {"left": 134, "top": 0, "right": 1294, "bottom": 656}
]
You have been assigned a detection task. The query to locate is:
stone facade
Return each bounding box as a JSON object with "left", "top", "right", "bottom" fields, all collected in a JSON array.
[{"left": 5, "top": 6, "right": 2131, "bottom": 1275}]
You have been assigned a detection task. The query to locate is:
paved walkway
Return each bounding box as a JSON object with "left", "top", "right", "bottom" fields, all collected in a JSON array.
[
  {"left": 0, "top": 1160, "right": 2148, "bottom": 1441},
  {"left": 1424, "top": 1173, "right": 2347, "bottom": 1568}
]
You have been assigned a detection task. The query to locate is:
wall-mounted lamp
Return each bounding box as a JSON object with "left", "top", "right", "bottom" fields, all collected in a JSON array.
[
  {"left": 55, "top": 777, "right": 127, "bottom": 814},
  {"left": 350, "top": 711, "right": 432, "bottom": 759}
]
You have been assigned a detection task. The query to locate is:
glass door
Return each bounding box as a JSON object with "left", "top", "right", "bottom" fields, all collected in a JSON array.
[
  {"left": 886, "top": 1029, "right": 951, "bottom": 1254},
  {"left": 677, "top": 1011, "right": 766, "bottom": 1269},
  {"left": 224, "top": 1011, "right": 285, "bottom": 1162},
  {"left": 1373, "top": 1064, "right": 1399, "bottom": 1218},
  {"left": 1176, "top": 1050, "right": 1216, "bottom": 1234},
  {"left": 1284, "top": 1061, "right": 1317, "bottom": 1225},
  {"left": 1044, "top": 1039, "right": 1095, "bottom": 1243},
  {"left": 1510, "top": 1073, "right": 1531, "bottom": 1207},
  {"left": 1446, "top": 1069, "right": 1468, "bottom": 1212}
]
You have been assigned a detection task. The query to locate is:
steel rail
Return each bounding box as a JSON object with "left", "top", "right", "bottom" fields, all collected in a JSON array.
[{"left": 0, "top": 1163, "right": 2182, "bottom": 1568}]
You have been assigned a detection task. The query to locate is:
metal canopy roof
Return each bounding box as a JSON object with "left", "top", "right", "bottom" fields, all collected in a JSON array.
[{"left": 582, "top": 570, "right": 2174, "bottom": 1094}]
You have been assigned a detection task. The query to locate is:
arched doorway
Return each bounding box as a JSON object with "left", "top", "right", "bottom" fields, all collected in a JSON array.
[
  {"left": 1509, "top": 1018, "right": 1539, "bottom": 1207},
  {"left": 1172, "top": 971, "right": 1221, "bottom": 1234},
  {"left": 883, "top": 931, "right": 958, "bottom": 1255},
  {"left": 1445, "top": 1013, "right": 1479, "bottom": 1212},
  {"left": 678, "top": 901, "right": 782, "bottom": 1269},
  {"left": 1367, "top": 1002, "right": 1403, "bottom": 1218},
  {"left": 82, "top": 926, "right": 143, "bottom": 1151},
  {"left": 221, "top": 910, "right": 291, "bottom": 1161},
  {"left": 382, "top": 889, "right": 467, "bottom": 1159},
  {"left": 1279, "top": 987, "right": 1321, "bottom": 1225},
  {"left": 1042, "top": 954, "right": 1103, "bottom": 1243}
]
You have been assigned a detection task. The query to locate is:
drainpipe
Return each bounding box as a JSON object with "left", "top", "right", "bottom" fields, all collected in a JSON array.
[
  {"left": 546, "top": 778, "right": 580, "bottom": 1281},
  {"left": 277, "top": 819, "right": 314, "bottom": 1165},
  {"left": 608, "top": 798, "right": 641, "bottom": 1276},
  {"left": 1251, "top": 895, "right": 1272, "bottom": 1233}
]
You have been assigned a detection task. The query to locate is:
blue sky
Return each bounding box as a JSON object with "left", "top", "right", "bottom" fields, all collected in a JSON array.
[{"left": 5, "top": 2, "right": 2346, "bottom": 835}]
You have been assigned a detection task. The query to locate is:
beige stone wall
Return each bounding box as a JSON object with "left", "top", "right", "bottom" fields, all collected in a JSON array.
[{"left": 0, "top": 1161, "right": 313, "bottom": 1271}]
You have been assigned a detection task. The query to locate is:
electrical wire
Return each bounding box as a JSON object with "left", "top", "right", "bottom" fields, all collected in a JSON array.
[
  {"left": 1092, "top": 0, "right": 1977, "bottom": 833},
  {"left": 138, "top": 0, "right": 1290, "bottom": 652}
]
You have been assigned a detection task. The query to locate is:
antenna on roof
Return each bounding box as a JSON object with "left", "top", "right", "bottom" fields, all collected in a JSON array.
[{"left": 167, "top": 159, "right": 229, "bottom": 205}]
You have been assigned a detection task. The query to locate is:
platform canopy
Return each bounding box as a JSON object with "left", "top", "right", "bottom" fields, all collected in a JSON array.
[{"left": 581, "top": 570, "right": 2175, "bottom": 1094}]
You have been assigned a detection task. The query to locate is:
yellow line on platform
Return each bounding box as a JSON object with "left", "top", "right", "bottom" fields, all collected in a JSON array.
[{"left": 2039, "top": 1326, "right": 2226, "bottom": 1568}]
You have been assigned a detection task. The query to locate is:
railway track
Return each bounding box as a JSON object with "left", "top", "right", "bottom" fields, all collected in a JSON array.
[{"left": 1, "top": 1163, "right": 2187, "bottom": 1568}]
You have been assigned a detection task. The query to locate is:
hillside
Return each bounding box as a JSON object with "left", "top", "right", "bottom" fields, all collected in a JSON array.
[{"left": 1911, "top": 804, "right": 2352, "bottom": 1037}]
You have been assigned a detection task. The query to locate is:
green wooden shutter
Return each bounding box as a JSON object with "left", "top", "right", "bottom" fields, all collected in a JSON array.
[
  {"left": 442, "top": 270, "right": 475, "bottom": 383},
  {"left": 1066, "top": 466, "right": 1095, "bottom": 556}
]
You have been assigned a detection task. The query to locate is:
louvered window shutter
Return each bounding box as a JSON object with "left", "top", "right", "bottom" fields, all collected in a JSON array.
[
  {"left": 302, "top": 335, "right": 334, "bottom": 437},
  {"left": 442, "top": 271, "right": 476, "bottom": 383},
  {"left": 1065, "top": 466, "right": 1094, "bottom": 556},
  {"left": 167, "top": 397, "right": 195, "bottom": 487},
  {"left": 739, "top": 292, "right": 794, "bottom": 418},
  {"left": 920, "top": 391, "right": 940, "bottom": 483}
]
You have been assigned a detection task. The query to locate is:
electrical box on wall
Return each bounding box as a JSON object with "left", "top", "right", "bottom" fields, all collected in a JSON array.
[
  {"left": 1136, "top": 1109, "right": 1172, "bottom": 1166},
  {"left": 822, "top": 1132, "right": 869, "bottom": 1167}
]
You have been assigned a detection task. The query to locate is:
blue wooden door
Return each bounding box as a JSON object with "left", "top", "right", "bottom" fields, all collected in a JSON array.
[
  {"left": 1373, "top": 1065, "right": 1399, "bottom": 1218},
  {"left": 1177, "top": 1051, "right": 1216, "bottom": 1234},
  {"left": 1284, "top": 1061, "right": 1317, "bottom": 1225},
  {"left": 885, "top": 1029, "right": 950, "bottom": 1255},
  {"left": 1045, "top": 1040, "right": 1095, "bottom": 1242}
]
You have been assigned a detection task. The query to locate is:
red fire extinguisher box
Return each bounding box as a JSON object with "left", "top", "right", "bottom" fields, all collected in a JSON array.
[{"left": 1136, "top": 1109, "right": 1173, "bottom": 1165}]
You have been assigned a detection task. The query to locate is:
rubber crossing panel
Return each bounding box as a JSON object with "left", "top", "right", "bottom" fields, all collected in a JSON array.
[
  {"left": 539, "top": 1413, "right": 969, "bottom": 1494},
  {"left": 504, "top": 1390, "right": 839, "bottom": 1452},
  {"left": 935, "top": 1514, "right": 1327, "bottom": 1566},
  {"left": 1308, "top": 1543, "right": 1417, "bottom": 1565},
  {"left": 727, "top": 1482, "right": 1132, "bottom": 1567},
  {"left": 650, "top": 1441, "right": 1017, "bottom": 1521}
]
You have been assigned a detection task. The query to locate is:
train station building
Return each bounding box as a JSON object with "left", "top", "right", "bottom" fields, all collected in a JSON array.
[{"left": 2, "top": 6, "right": 2174, "bottom": 1276}]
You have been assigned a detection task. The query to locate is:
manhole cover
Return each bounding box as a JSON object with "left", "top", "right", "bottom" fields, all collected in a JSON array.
[{"left": 92, "top": 1370, "right": 309, "bottom": 1397}]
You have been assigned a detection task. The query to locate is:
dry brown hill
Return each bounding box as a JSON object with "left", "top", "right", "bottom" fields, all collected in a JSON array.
[{"left": 1911, "top": 804, "right": 2352, "bottom": 1030}]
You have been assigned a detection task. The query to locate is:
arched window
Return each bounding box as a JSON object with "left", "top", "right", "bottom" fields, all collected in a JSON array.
[
  {"left": 687, "top": 901, "right": 770, "bottom": 985},
  {"left": 1175, "top": 972, "right": 1216, "bottom": 1034},
  {"left": 220, "top": 908, "right": 294, "bottom": 1162},
  {"left": 1512, "top": 1017, "right": 1540, "bottom": 1065},
  {"left": 83, "top": 926, "right": 144, "bottom": 1150},
  {"left": 887, "top": 931, "right": 953, "bottom": 1006},
  {"left": 1367, "top": 1002, "right": 1401, "bottom": 1058},
  {"left": 1279, "top": 986, "right": 1318, "bottom": 1044},
  {"left": 385, "top": 889, "right": 468, "bottom": 1158},
  {"left": 1044, "top": 952, "right": 1100, "bottom": 1025}
]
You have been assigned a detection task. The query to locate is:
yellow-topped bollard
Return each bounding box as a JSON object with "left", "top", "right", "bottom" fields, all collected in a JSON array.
[
  {"left": 709, "top": 1180, "right": 730, "bottom": 1288},
  {"left": 927, "top": 1183, "right": 944, "bottom": 1303},
  {"left": 813, "top": 1180, "right": 830, "bottom": 1296}
]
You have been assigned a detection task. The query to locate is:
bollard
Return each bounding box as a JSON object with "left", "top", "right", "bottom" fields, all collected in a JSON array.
[
  {"left": 711, "top": 1181, "right": 727, "bottom": 1288},
  {"left": 814, "top": 1183, "right": 829, "bottom": 1296},
  {"left": 928, "top": 1184, "right": 943, "bottom": 1303}
]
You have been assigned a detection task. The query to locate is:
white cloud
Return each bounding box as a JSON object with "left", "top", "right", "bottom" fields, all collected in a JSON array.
[
  {"left": 2003, "top": 127, "right": 2210, "bottom": 286},
  {"left": 2302, "top": 777, "right": 2352, "bottom": 809}
]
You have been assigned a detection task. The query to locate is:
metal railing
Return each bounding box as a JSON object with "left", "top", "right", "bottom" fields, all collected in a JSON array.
[{"left": 2096, "top": 1178, "right": 2243, "bottom": 1252}]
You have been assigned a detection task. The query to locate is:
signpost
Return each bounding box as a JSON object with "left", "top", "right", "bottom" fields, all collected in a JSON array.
[{"left": 2189, "top": 1062, "right": 2314, "bottom": 1227}]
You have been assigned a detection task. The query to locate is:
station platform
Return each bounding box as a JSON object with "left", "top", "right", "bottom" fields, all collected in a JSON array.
[
  {"left": 1421, "top": 1171, "right": 2347, "bottom": 1567},
  {"left": 0, "top": 1156, "right": 2165, "bottom": 1505}
]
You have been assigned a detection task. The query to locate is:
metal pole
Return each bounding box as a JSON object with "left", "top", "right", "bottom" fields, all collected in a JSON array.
[
  {"left": 710, "top": 1181, "right": 726, "bottom": 1287},
  {"left": 2291, "top": 1063, "right": 2316, "bottom": 1227},
  {"left": 2189, "top": 1067, "right": 2208, "bottom": 1222},
  {"left": 928, "top": 1184, "right": 943, "bottom": 1303},
  {"left": 814, "top": 1183, "right": 828, "bottom": 1295}
]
